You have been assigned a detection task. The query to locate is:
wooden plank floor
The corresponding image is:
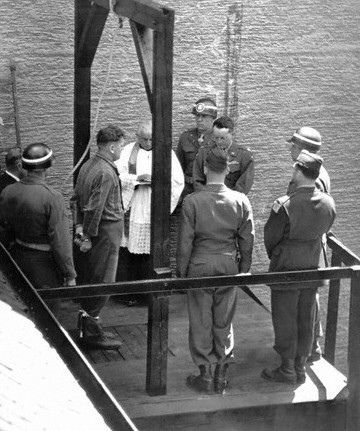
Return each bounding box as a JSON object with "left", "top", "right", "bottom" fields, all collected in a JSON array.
[{"left": 56, "top": 288, "right": 347, "bottom": 425}]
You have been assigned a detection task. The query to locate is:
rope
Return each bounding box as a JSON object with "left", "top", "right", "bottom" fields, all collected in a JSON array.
[{"left": 63, "top": 3, "right": 123, "bottom": 186}]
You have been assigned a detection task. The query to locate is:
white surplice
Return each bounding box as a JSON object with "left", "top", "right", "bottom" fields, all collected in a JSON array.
[{"left": 115, "top": 142, "right": 184, "bottom": 254}]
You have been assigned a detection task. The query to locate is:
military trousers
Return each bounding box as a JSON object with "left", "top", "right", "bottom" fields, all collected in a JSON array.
[
  {"left": 12, "top": 243, "right": 63, "bottom": 315},
  {"left": 271, "top": 287, "right": 317, "bottom": 359},
  {"left": 186, "top": 254, "right": 238, "bottom": 367},
  {"left": 80, "top": 220, "right": 122, "bottom": 317}
]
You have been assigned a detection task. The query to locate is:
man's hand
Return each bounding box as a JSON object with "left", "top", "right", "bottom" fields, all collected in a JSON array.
[
  {"left": 64, "top": 277, "right": 76, "bottom": 287},
  {"left": 79, "top": 236, "right": 92, "bottom": 253},
  {"left": 74, "top": 224, "right": 84, "bottom": 247}
]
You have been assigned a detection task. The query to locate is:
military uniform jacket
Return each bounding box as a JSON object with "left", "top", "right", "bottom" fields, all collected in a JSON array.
[
  {"left": 264, "top": 186, "right": 336, "bottom": 289},
  {"left": 287, "top": 165, "right": 331, "bottom": 194},
  {"left": 176, "top": 128, "right": 213, "bottom": 184},
  {"left": 0, "top": 174, "right": 76, "bottom": 279},
  {"left": 176, "top": 184, "right": 254, "bottom": 278},
  {"left": 193, "top": 142, "right": 254, "bottom": 195}
]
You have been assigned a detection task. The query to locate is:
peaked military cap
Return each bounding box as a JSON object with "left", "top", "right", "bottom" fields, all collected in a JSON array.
[{"left": 295, "top": 149, "right": 323, "bottom": 177}]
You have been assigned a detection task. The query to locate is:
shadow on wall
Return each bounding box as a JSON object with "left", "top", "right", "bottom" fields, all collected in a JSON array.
[{"left": 224, "top": 2, "right": 244, "bottom": 121}]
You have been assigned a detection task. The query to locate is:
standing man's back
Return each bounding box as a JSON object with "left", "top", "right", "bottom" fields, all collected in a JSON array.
[{"left": 177, "top": 146, "right": 254, "bottom": 394}]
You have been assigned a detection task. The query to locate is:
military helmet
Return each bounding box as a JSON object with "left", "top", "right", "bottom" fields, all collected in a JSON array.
[
  {"left": 22, "top": 143, "right": 53, "bottom": 170},
  {"left": 287, "top": 126, "right": 322, "bottom": 150},
  {"left": 191, "top": 97, "right": 217, "bottom": 118}
]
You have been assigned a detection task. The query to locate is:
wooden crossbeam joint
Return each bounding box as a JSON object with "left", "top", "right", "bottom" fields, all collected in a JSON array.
[{"left": 92, "top": 0, "right": 173, "bottom": 30}]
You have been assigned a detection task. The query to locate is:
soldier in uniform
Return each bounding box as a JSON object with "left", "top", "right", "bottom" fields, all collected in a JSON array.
[
  {"left": 262, "top": 150, "right": 336, "bottom": 384},
  {"left": 193, "top": 116, "right": 254, "bottom": 195},
  {"left": 177, "top": 146, "right": 254, "bottom": 394},
  {"left": 176, "top": 97, "right": 217, "bottom": 201},
  {"left": 287, "top": 126, "right": 330, "bottom": 362},
  {"left": 0, "top": 147, "right": 23, "bottom": 195},
  {"left": 0, "top": 143, "right": 76, "bottom": 314}
]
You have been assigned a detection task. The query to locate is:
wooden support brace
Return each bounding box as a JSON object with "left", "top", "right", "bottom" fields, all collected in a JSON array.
[
  {"left": 130, "top": 20, "right": 153, "bottom": 110},
  {"left": 324, "top": 253, "right": 342, "bottom": 364},
  {"left": 93, "top": 0, "right": 169, "bottom": 29},
  {"left": 346, "top": 266, "right": 360, "bottom": 431}
]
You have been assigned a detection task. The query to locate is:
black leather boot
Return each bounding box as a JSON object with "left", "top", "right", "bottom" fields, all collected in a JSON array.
[
  {"left": 186, "top": 365, "right": 213, "bottom": 393},
  {"left": 78, "top": 311, "right": 122, "bottom": 350},
  {"left": 295, "top": 356, "right": 307, "bottom": 383},
  {"left": 214, "top": 363, "right": 229, "bottom": 394},
  {"left": 261, "top": 358, "right": 297, "bottom": 384}
]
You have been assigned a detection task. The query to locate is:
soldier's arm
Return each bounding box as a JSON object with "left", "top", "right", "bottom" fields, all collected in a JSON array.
[
  {"left": 233, "top": 149, "right": 254, "bottom": 195},
  {"left": 83, "top": 172, "right": 113, "bottom": 238},
  {"left": 0, "top": 192, "right": 15, "bottom": 248},
  {"left": 175, "top": 135, "right": 186, "bottom": 172},
  {"left": 192, "top": 149, "right": 206, "bottom": 192},
  {"left": 48, "top": 193, "right": 77, "bottom": 281},
  {"left": 237, "top": 197, "right": 255, "bottom": 273},
  {"left": 176, "top": 197, "right": 195, "bottom": 278},
  {"left": 264, "top": 203, "right": 288, "bottom": 259}
]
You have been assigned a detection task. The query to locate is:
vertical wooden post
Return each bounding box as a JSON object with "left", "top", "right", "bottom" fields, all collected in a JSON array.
[
  {"left": 346, "top": 266, "right": 360, "bottom": 431},
  {"left": 74, "top": 0, "right": 92, "bottom": 184},
  {"left": 146, "top": 8, "right": 174, "bottom": 396},
  {"left": 74, "top": 0, "right": 108, "bottom": 183},
  {"left": 324, "top": 252, "right": 342, "bottom": 364}
]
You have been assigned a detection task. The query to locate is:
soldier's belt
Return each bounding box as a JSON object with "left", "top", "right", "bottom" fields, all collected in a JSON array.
[{"left": 16, "top": 238, "right": 51, "bottom": 252}]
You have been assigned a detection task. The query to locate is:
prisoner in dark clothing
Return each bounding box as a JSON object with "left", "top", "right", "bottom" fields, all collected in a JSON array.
[
  {"left": 262, "top": 150, "right": 336, "bottom": 385},
  {"left": 177, "top": 146, "right": 254, "bottom": 394},
  {"left": 72, "top": 124, "right": 125, "bottom": 349},
  {"left": 0, "top": 143, "right": 76, "bottom": 315}
]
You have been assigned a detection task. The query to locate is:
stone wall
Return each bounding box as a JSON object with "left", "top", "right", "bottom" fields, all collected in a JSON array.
[{"left": 0, "top": 0, "right": 359, "bottom": 270}]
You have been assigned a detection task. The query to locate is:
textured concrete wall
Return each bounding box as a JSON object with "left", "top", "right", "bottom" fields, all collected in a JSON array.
[{"left": 0, "top": 0, "right": 359, "bottom": 270}]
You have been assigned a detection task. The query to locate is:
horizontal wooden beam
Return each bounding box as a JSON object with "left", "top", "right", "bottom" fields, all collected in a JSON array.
[
  {"left": 327, "top": 233, "right": 360, "bottom": 266},
  {"left": 130, "top": 20, "right": 153, "bottom": 109},
  {"left": 92, "top": 0, "right": 173, "bottom": 30},
  {"left": 38, "top": 266, "right": 354, "bottom": 300}
]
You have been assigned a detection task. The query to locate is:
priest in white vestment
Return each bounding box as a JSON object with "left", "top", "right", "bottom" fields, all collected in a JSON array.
[{"left": 115, "top": 119, "right": 184, "bottom": 305}]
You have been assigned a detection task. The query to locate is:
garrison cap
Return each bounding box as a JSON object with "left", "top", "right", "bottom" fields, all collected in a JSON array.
[
  {"left": 295, "top": 149, "right": 323, "bottom": 178},
  {"left": 287, "top": 126, "right": 322, "bottom": 151},
  {"left": 192, "top": 97, "right": 217, "bottom": 118},
  {"left": 205, "top": 146, "right": 229, "bottom": 172}
]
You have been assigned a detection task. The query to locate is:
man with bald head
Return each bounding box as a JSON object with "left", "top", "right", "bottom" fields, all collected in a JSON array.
[
  {"left": 115, "top": 119, "right": 184, "bottom": 305},
  {"left": 287, "top": 126, "right": 331, "bottom": 362}
]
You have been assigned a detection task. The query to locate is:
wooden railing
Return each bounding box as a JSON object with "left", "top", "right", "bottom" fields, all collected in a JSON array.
[
  {"left": 0, "top": 243, "right": 138, "bottom": 431},
  {"left": 12, "top": 235, "right": 360, "bottom": 431}
]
